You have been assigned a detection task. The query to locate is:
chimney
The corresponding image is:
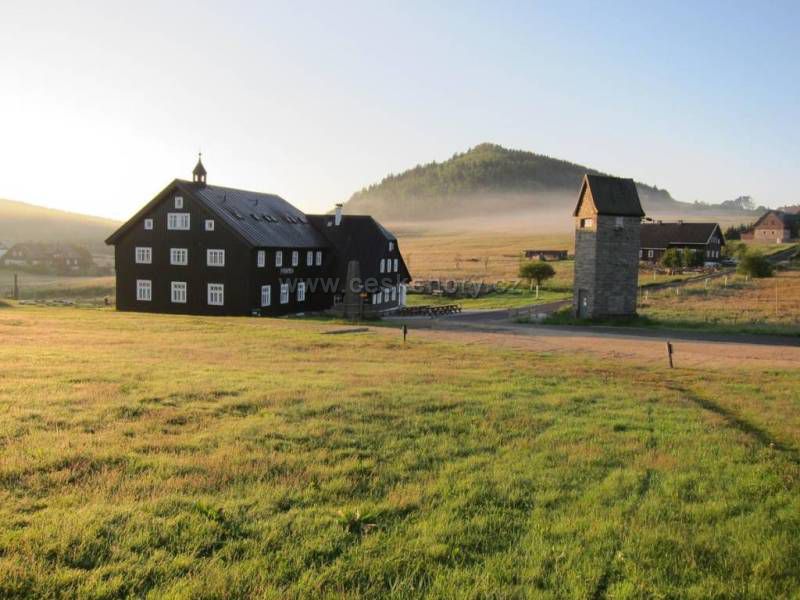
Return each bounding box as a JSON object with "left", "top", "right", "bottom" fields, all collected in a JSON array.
[{"left": 334, "top": 203, "right": 343, "bottom": 226}]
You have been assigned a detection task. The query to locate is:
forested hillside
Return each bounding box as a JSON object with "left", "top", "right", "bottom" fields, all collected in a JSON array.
[{"left": 345, "top": 143, "right": 697, "bottom": 220}]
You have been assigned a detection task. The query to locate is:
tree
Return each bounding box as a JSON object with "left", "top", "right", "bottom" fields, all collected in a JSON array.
[
  {"left": 660, "top": 248, "right": 682, "bottom": 272},
  {"left": 737, "top": 252, "right": 774, "bottom": 278},
  {"left": 519, "top": 261, "right": 555, "bottom": 290}
]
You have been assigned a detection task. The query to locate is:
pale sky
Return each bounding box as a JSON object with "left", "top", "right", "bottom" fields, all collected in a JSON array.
[{"left": 1, "top": 1, "right": 798, "bottom": 220}]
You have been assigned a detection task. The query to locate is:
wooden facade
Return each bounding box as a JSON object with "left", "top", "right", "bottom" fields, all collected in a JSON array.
[
  {"left": 107, "top": 160, "right": 410, "bottom": 317},
  {"left": 639, "top": 222, "right": 724, "bottom": 263}
]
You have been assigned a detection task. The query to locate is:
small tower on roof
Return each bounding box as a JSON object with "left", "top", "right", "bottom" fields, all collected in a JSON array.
[
  {"left": 572, "top": 174, "right": 645, "bottom": 319},
  {"left": 192, "top": 153, "right": 207, "bottom": 186}
]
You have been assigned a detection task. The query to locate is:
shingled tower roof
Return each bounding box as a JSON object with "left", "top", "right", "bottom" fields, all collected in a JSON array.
[{"left": 573, "top": 174, "right": 645, "bottom": 217}]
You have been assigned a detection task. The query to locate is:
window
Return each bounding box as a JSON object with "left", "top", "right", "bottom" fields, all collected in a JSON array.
[
  {"left": 383, "top": 289, "right": 389, "bottom": 303},
  {"left": 135, "top": 247, "right": 152, "bottom": 264},
  {"left": 257, "top": 250, "right": 265, "bottom": 267},
  {"left": 280, "top": 283, "right": 289, "bottom": 304},
  {"left": 275, "top": 251, "right": 283, "bottom": 267},
  {"left": 171, "top": 281, "right": 187, "bottom": 303},
  {"left": 168, "top": 213, "right": 190, "bottom": 230},
  {"left": 207, "top": 283, "right": 224, "bottom": 306},
  {"left": 580, "top": 218, "right": 593, "bottom": 229},
  {"left": 292, "top": 250, "right": 299, "bottom": 266},
  {"left": 207, "top": 249, "right": 225, "bottom": 267},
  {"left": 261, "top": 285, "right": 271, "bottom": 307},
  {"left": 639, "top": 250, "right": 643, "bottom": 258},
  {"left": 205, "top": 219, "right": 215, "bottom": 231},
  {"left": 170, "top": 248, "right": 188, "bottom": 266},
  {"left": 615, "top": 216, "right": 624, "bottom": 229},
  {"left": 175, "top": 196, "right": 183, "bottom": 209},
  {"left": 389, "top": 241, "right": 394, "bottom": 252},
  {"left": 297, "top": 281, "right": 306, "bottom": 302},
  {"left": 136, "top": 279, "right": 152, "bottom": 301},
  {"left": 315, "top": 250, "right": 322, "bottom": 266},
  {"left": 380, "top": 259, "right": 385, "bottom": 273},
  {"left": 391, "top": 286, "right": 397, "bottom": 301},
  {"left": 144, "top": 218, "right": 153, "bottom": 230},
  {"left": 307, "top": 250, "right": 313, "bottom": 266},
  {"left": 372, "top": 293, "right": 378, "bottom": 305},
  {"left": 393, "top": 258, "right": 398, "bottom": 272},
  {"left": 648, "top": 250, "right": 654, "bottom": 258}
]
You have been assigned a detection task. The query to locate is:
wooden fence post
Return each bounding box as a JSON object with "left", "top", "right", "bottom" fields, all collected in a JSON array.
[
  {"left": 666, "top": 341, "right": 674, "bottom": 369},
  {"left": 13, "top": 273, "right": 19, "bottom": 300}
]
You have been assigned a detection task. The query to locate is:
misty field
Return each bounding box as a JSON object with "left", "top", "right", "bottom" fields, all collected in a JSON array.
[{"left": 1, "top": 306, "right": 799, "bottom": 598}]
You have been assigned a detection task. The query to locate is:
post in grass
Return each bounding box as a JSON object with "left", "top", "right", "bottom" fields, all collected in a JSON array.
[{"left": 666, "top": 341, "right": 674, "bottom": 369}]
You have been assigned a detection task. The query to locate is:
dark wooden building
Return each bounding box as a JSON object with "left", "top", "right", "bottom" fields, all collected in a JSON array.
[
  {"left": 1, "top": 242, "right": 95, "bottom": 273},
  {"left": 639, "top": 222, "right": 725, "bottom": 264},
  {"left": 106, "top": 158, "right": 411, "bottom": 317}
]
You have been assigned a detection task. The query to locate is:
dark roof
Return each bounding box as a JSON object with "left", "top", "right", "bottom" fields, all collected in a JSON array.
[
  {"left": 190, "top": 182, "right": 328, "bottom": 248},
  {"left": 574, "top": 174, "right": 645, "bottom": 217},
  {"left": 306, "top": 214, "right": 411, "bottom": 287},
  {"left": 106, "top": 180, "right": 329, "bottom": 248},
  {"left": 640, "top": 222, "right": 724, "bottom": 249},
  {"left": 193, "top": 157, "right": 207, "bottom": 177}
]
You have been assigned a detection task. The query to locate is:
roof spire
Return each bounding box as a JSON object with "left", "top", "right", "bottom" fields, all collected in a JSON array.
[{"left": 193, "top": 152, "right": 207, "bottom": 186}]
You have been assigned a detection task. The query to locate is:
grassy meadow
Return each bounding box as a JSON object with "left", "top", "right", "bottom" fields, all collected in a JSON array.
[{"left": 1, "top": 305, "right": 799, "bottom": 598}]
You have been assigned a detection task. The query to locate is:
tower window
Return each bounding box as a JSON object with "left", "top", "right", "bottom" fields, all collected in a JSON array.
[{"left": 580, "top": 218, "right": 593, "bottom": 229}]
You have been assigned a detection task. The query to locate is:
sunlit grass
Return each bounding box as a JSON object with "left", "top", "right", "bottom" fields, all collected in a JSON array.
[{"left": 0, "top": 306, "right": 798, "bottom": 597}]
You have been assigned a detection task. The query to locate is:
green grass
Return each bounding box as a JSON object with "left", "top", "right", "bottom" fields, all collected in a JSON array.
[
  {"left": 0, "top": 306, "right": 799, "bottom": 598},
  {"left": 406, "top": 287, "right": 570, "bottom": 309}
]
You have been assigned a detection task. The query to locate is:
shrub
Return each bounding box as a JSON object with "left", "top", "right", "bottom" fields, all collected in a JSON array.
[{"left": 737, "top": 252, "right": 774, "bottom": 278}]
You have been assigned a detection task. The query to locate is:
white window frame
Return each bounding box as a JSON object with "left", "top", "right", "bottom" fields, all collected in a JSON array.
[
  {"left": 170, "top": 248, "right": 188, "bottom": 266},
  {"left": 275, "top": 251, "right": 283, "bottom": 267},
  {"left": 389, "top": 241, "right": 394, "bottom": 252},
  {"left": 581, "top": 218, "right": 593, "bottom": 229},
  {"left": 135, "top": 247, "right": 152, "bottom": 264},
  {"left": 297, "top": 281, "right": 306, "bottom": 302},
  {"left": 380, "top": 258, "right": 385, "bottom": 273},
  {"left": 207, "top": 249, "right": 225, "bottom": 267},
  {"left": 175, "top": 196, "right": 183, "bottom": 209},
  {"left": 372, "top": 293, "right": 378, "bottom": 305},
  {"left": 648, "top": 250, "right": 654, "bottom": 258},
  {"left": 171, "top": 281, "right": 187, "bottom": 304},
  {"left": 261, "top": 285, "right": 271, "bottom": 307},
  {"left": 136, "top": 279, "right": 152, "bottom": 302},
  {"left": 306, "top": 250, "right": 313, "bottom": 266},
  {"left": 207, "top": 283, "right": 224, "bottom": 306},
  {"left": 144, "top": 218, "right": 153, "bottom": 230},
  {"left": 291, "top": 250, "right": 299, "bottom": 267},
  {"left": 393, "top": 258, "right": 398, "bottom": 272},
  {"left": 257, "top": 250, "right": 265, "bottom": 268},
  {"left": 167, "top": 213, "right": 190, "bottom": 230},
  {"left": 315, "top": 250, "right": 322, "bottom": 266},
  {"left": 391, "top": 286, "right": 397, "bottom": 301},
  {"left": 205, "top": 219, "right": 215, "bottom": 231},
  {"left": 280, "top": 283, "right": 289, "bottom": 304}
]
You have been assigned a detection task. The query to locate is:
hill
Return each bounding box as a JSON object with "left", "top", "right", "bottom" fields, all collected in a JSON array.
[
  {"left": 344, "top": 143, "right": 752, "bottom": 221},
  {"left": 0, "top": 198, "right": 119, "bottom": 253}
]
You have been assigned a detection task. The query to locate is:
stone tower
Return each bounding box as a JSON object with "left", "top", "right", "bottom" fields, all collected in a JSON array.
[{"left": 573, "top": 174, "right": 645, "bottom": 319}]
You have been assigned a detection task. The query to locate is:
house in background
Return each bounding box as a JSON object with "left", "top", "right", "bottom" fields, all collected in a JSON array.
[
  {"left": 639, "top": 221, "right": 725, "bottom": 264},
  {"left": 741, "top": 210, "right": 799, "bottom": 243},
  {"left": 573, "top": 174, "right": 644, "bottom": 319},
  {"left": 0, "top": 242, "right": 8, "bottom": 260},
  {"left": 523, "top": 249, "right": 568, "bottom": 261},
  {"left": 105, "top": 157, "right": 410, "bottom": 317},
  {"left": 0, "top": 242, "right": 95, "bottom": 273}
]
